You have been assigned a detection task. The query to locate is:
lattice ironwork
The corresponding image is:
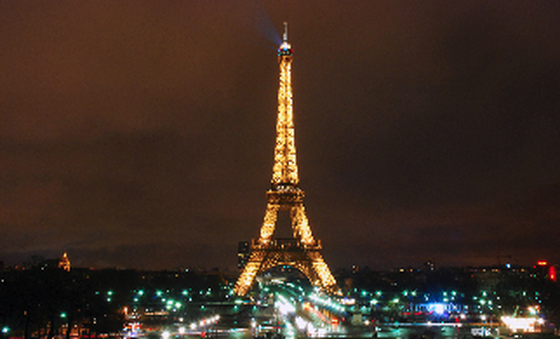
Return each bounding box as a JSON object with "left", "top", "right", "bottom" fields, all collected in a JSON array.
[{"left": 234, "top": 23, "right": 339, "bottom": 296}]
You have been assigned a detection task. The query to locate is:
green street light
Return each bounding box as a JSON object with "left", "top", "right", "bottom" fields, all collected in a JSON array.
[
  {"left": 60, "top": 312, "right": 67, "bottom": 318},
  {"left": 2, "top": 327, "right": 9, "bottom": 334}
]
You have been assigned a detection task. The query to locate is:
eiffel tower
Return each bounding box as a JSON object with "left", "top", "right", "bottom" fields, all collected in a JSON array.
[{"left": 234, "top": 23, "right": 339, "bottom": 296}]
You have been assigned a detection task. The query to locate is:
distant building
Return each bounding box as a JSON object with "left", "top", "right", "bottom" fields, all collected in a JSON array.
[
  {"left": 535, "top": 261, "right": 557, "bottom": 282},
  {"left": 423, "top": 260, "right": 435, "bottom": 272},
  {"left": 237, "top": 241, "right": 250, "bottom": 270},
  {"left": 58, "top": 252, "right": 71, "bottom": 272}
]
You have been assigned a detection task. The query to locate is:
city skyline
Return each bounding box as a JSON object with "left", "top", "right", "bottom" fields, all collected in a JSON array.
[{"left": 1, "top": 1, "right": 560, "bottom": 270}]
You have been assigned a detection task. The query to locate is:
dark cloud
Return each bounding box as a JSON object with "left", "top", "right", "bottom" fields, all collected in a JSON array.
[{"left": 1, "top": 1, "right": 559, "bottom": 270}]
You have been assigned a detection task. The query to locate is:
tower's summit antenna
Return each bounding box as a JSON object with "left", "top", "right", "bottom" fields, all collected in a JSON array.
[{"left": 278, "top": 22, "right": 292, "bottom": 57}]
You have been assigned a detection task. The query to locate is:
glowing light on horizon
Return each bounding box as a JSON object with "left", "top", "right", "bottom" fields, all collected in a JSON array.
[
  {"left": 276, "top": 295, "right": 296, "bottom": 315},
  {"left": 433, "top": 303, "right": 445, "bottom": 315},
  {"left": 502, "top": 316, "right": 540, "bottom": 332}
]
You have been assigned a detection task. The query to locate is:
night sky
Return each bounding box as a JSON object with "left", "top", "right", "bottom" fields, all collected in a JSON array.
[{"left": 2, "top": 1, "right": 560, "bottom": 271}]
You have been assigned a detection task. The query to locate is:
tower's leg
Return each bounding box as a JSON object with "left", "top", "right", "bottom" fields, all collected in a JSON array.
[
  {"left": 291, "top": 204, "right": 315, "bottom": 246},
  {"left": 291, "top": 204, "right": 340, "bottom": 294},
  {"left": 234, "top": 203, "right": 281, "bottom": 296},
  {"left": 311, "top": 257, "right": 340, "bottom": 294},
  {"left": 234, "top": 251, "right": 265, "bottom": 296},
  {"left": 258, "top": 203, "right": 279, "bottom": 244}
]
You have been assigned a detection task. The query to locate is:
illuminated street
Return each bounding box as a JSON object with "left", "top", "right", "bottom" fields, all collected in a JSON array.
[
  {"left": 118, "top": 277, "right": 551, "bottom": 338},
  {"left": 115, "top": 271, "right": 555, "bottom": 339}
]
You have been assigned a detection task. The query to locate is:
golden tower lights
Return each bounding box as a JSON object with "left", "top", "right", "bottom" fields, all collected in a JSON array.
[{"left": 234, "top": 23, "right": 339, "bottom": 296}]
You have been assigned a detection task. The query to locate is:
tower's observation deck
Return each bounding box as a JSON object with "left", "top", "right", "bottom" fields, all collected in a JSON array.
[{"left": 233, "top": 23, "right": 339, "bottom": 296}]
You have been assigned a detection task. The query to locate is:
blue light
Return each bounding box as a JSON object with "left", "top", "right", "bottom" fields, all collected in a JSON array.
[{"left": 428, "top": 303, "right": 446, "bottom": 315}]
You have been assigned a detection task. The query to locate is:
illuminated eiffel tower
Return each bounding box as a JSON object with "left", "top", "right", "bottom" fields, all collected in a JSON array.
[{"left": 234, "top": 23, "right": 339, "bottom": 296}]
